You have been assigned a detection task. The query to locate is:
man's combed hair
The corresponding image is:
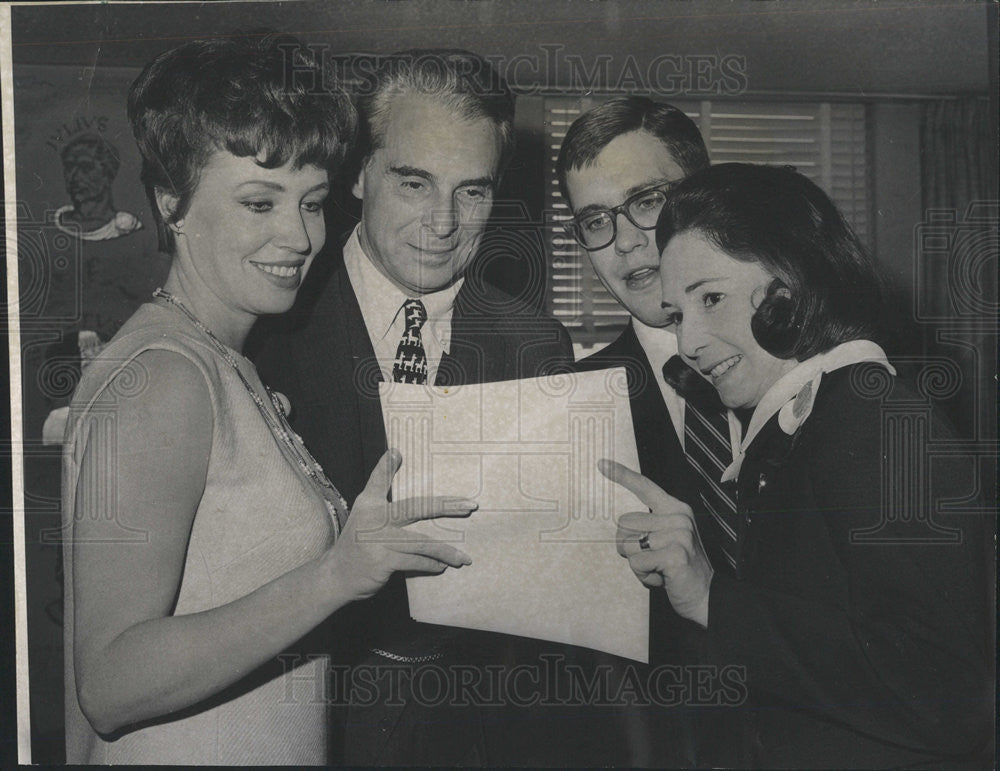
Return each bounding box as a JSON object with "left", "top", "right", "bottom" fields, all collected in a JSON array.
[
  {"left": 354, "top": 49, "right": 515, "bottom": 173},
  {"left": 556, "top": 96, "right": 710, "bottom": 202},
  {"left": 127, "top": 33, "right": 357, "bottom": 252},
  {"left": 656, "top": 163, "right": 884, "bottom": 361}
]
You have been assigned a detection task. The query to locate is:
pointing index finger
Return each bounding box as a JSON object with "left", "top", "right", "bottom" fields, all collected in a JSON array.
[{"left": 598, "top": 458, "right": 688, "bottom": 514}]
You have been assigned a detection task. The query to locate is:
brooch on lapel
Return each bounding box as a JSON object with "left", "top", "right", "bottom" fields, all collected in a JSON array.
[{"left": 778, "top": 374, "right": 820, "bottom": 435}]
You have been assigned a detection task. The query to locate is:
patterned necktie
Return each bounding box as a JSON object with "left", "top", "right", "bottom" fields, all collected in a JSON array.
[
  {"left": 392, "top": 299, "right": 429, "bottom": 385},
  {"left": 665, "top": 355, "right": 741, "bottom": 573}
]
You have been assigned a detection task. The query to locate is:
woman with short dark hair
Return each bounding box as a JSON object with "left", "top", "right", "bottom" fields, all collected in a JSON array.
[
  {"left": 658, "top": 162, "right": 883, "bottom": 359},
  {"left": 604, "top": 163, "right": 991, "bottom": 767},
  {"left": 63, "top": 34, "right": 475, "bottom": 765}
]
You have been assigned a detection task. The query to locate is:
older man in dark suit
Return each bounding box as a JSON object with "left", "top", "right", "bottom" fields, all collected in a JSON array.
[{"left": 252, "top": 51, "right": 574, "bottom": 765}]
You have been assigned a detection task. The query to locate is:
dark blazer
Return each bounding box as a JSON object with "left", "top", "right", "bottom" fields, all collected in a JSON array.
[
  {"left": 575, "top": 322, "right": 697, "bottom": 506},
  {"left": 252, "top": 244, "right": 574, "bottom": 646},
  {"left": 575, "top": 323, "right": 708, "bottom": 767},
  {"left": 251, "top": 245, "right": 578, "bottom": 764},
  {"left": 576, "top": 324, "right": 707, "bottom": 659},
  {"left": 700, "top": 364, "right": 993, "bottom": 768},
  {"left": 251, "top": 248, "right": 573, "bottom": 510}
]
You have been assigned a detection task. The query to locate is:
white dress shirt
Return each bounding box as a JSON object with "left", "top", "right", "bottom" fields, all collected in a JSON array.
[
  {"left": 632, "top": 318, "right": 686, "bottom": 446},
  {"left": 631, "top": 318, "right": 741, "bottom": 457},
  {"left": 343, "top": 225, "right": 463, "bottom": 384}
]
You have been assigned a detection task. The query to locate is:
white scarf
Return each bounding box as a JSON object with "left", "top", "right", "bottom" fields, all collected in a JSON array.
[{"left": 721, "top": 340, "right": 896, "bottom": 483}]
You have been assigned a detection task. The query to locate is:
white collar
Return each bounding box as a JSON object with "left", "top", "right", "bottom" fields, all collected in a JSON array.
[
  {"left": 342, "top": 224, "right": 464, "bottom": 346},
  {"left": 721, "top": 340, "right": 896, "bottom": 482},
  {"left": 631, "top": 317, "right": 679, "bottom": 365},
  {"left": 55, "top": 206, "right": 142, "bottom": 241}
]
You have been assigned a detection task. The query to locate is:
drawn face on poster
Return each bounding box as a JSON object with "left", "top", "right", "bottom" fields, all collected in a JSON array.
[
  {"left": 55, "top": 133, "right": 142, "bottom": 241},
  {"left": 13, "top": 67, "right": 170, "bottom": 445}
]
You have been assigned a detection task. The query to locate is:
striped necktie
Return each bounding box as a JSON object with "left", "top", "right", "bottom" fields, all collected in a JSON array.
[
  {"left": 392, "top": 299, "right": 428, "bottom": 385},
  {"left": 665, "top": 355, "right": 741, "bottom": 573}
]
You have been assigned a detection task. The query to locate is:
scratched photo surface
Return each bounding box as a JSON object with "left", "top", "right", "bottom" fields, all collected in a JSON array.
[{"left": 2, "top": 0, "right": 996, "bottom": 766}]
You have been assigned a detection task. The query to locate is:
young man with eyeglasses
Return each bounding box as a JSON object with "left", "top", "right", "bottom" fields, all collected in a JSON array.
[
  {"left": 557, "top": 97, "right": 740, "bottom": 766},
  {"left": 558, "top": 96, "right": 715, "bottom": 510}
]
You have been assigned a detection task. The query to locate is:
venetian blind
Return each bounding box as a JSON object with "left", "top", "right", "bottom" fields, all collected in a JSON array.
[{"left": 546, "top": 98, "right": 870, "bottom": 348}]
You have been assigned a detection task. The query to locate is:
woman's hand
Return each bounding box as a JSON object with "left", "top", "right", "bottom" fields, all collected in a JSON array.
[
  {"left": 599, "top": 459, "right": 713, "bottom": 628},
  {"left": 328, "top": 448, "right": 477, "bottom": 602},
  {"left": 71, "top": 353, "right": 476, "bottom": 735}
]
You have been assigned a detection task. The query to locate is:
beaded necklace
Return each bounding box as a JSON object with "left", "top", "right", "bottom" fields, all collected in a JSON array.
[{"left": 153, "top": 288, "right": 347, "bottom": 534}]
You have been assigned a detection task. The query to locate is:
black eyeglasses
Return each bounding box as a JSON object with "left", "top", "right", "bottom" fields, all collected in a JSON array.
[{"left": 562, "top": 182, "right": 675, "bottom": 251}]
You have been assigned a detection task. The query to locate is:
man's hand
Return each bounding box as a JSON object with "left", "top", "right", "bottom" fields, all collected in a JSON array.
[
  {"left": 599, "top": 459, "right": 713, "bottom": 628},
  {"left": 329, "top": 449, "right": 477, "bottom": 602}
]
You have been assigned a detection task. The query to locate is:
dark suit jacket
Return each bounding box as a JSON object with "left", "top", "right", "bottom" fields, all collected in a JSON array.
[
  {"left": 253, "top": 244, "right": 573, "bottom": 643},
  {"left": 575, "top": 322, "right": 697, "bottom": 507},
  {"left": 251, "top": 245, "right": 580, "bottom": 764},
  {"left": 575, "top": 323, "right": 710, "bottom": 767},
  {"left": 699, "top": 365, "right": 993, "bottom": 768},
  {"left": 576, "top": 323, "right": 710, "bottom": 659},
  {"left": 252, "top": 248, "right": 573, "bottom": 510}
]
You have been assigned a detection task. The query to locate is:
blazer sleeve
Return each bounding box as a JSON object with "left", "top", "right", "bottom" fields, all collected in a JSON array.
[
  {"left": 704, "top": 374, "right": 993, "bottom": 758},
  {"left": 507, "top": 310, "right": 574, "bottom": 378},
  {"left": 543, "top": 316, "right": 574, "bottom": 368},
  {"left": 250, "top": 319, "right": 296, "bottom": 401}
]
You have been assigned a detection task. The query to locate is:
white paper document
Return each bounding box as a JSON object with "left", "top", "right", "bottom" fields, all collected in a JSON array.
[{"left": 378, "top": 368, "right": 650, "bottom": 663}]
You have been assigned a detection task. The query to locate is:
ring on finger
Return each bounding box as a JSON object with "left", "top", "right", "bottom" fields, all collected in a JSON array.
[{"left": 638, "top": 532, "right": 651, "bottom": 551}]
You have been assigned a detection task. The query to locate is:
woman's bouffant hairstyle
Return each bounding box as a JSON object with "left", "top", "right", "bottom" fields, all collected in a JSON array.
[
  {"left": 656, "top": 163, "right": 884, "bottom": 361},
  {"left": 127, "top": 33, "right": 357, "bottom": 253}
]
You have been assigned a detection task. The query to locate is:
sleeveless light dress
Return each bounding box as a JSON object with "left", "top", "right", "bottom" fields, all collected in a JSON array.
[{"left": 63, "top": 302, "right": 342, "bottom": 764}]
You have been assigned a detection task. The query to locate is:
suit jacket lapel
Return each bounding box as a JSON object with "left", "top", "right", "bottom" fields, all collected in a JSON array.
[
  {"left": 614, "top": 323, "right": 698, "bottom": 505},
  {"left": 296, "top": 255, "right": 387, "bottom": 506},
  {"left": 336, "top": 267, "right": 389, "bottom": 496},
  {"left": 599, "top": 324, "right": 699, "bottom": 666},
  {"left": 436, "top": 282, "right": 492, "bottom": 386}
]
